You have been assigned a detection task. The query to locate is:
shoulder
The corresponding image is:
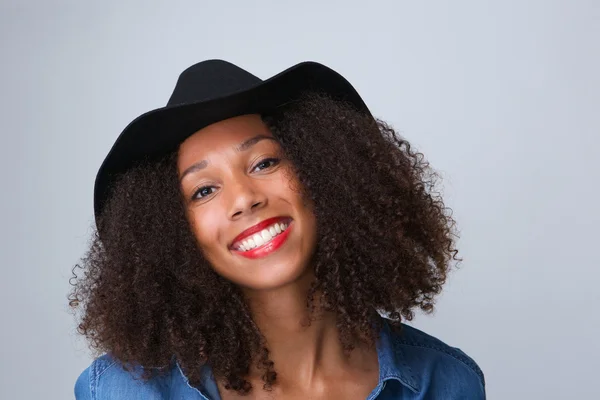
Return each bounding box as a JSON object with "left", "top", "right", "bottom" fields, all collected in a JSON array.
[
  {"left": 389, "top": 323, "right": 486, "bottom": 398},
  {"left": 74, "top": 354, "right": 172, "bottom": 400}
]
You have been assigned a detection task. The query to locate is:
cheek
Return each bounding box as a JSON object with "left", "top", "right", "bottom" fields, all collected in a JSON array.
[
  {"left": 282, "top": 176, "right": 313, "bottom": 212},
  {"left": 278, "top": 175, "right": 317, "bottom": 236},
  {"left": 188, "top": 209, "right": 221, "bottom": 254},
  {"left": 278, "top": 166, "right": 314, "bottom": 209}
]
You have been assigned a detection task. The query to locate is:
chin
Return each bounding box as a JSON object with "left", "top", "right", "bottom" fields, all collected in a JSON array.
[{"left": 229, "top": 258, "right": 313, "bottom": 292}]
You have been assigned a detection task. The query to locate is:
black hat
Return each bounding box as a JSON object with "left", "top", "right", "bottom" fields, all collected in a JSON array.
[{"left": 93, "top": 59, "right": 371, "bottom": 223}]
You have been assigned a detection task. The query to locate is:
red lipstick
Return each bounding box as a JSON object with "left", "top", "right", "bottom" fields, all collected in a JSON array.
[
  {"left": 230, "top": 216, "right": 290, "bottom": 245},
  {"left": 233, "top": 222, "right": 293, "bottom": 259},
  {"left": 230, "top": 217, "right": 293, "bottom": 259}
]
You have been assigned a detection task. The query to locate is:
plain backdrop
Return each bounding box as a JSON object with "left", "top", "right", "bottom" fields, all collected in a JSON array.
[{"left": 1, "top": 1, "right": 598, "bottom": 399}]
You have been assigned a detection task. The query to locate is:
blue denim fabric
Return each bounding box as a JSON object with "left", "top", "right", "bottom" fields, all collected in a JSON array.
[{"left": 75, "top": 320, "right": 485, "bottom": 399}]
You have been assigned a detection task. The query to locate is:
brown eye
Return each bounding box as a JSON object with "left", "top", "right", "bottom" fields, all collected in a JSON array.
[
  {"left": 192, "top": 186, "right": 216, "bottom": 200},
  {"left": 253, "top": 158, "right": 280, "bottom": 172}
]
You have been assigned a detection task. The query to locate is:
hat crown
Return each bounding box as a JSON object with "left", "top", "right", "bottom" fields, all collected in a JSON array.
[{"left": 167, "top": 59, "right": 262, "bottom": 106}]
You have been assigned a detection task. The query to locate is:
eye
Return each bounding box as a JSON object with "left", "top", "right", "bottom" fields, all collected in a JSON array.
[
  {"left": 253, "top": 157, "right": 280, "bottom": 172},
  {"left": 192, "top": 185, "right": 216, "bottom": 200}
]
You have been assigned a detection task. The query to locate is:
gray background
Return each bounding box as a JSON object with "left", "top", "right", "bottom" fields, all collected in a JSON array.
[{"left": 1, "top": 1, "right": 598, "bottom": 399}]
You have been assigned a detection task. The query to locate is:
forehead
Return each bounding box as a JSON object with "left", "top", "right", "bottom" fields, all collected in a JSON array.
[{"left": 177, "top": 114, "right": 273, "bottom": 166}]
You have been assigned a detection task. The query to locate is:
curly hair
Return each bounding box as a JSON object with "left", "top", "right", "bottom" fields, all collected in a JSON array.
[{"left": 69, "top": 91, "right": 460, "bottom": 395}]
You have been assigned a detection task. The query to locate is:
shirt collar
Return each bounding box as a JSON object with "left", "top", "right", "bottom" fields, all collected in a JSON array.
[
  {"left": 175, "top": 361, "right": 219, "bottom": 400},
  {"left": 376, "top": 319, "right": 421, "bottom": 394}
]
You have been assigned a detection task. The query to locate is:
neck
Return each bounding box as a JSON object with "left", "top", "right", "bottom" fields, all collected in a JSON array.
[{"left": 242, "top": 272, "right": 378, "bottom": 389}]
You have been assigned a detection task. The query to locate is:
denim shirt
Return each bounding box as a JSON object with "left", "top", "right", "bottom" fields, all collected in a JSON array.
[{"left": 75, "top": 320, "right": 485, "bottom": 399}]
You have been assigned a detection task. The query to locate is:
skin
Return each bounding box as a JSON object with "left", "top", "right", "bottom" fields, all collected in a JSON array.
[{"left": 177, "top": 114, "right": 379, "bottom": 399}]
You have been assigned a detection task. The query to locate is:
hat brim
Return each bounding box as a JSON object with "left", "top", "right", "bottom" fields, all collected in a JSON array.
[{"left": 93, "top": 61, "right": 371, "bottom": 220}]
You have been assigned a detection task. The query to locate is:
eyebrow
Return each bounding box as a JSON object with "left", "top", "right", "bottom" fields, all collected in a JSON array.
[{"left": 179, "top": 134, "right": 279, "bottom": 182}]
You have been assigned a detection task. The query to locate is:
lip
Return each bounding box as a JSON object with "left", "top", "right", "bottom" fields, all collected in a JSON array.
[
  {"left": 229, "top": 216, "right": 292, "bottom": 248},
  {"left": 232, "top": 220, "right": 293, "bottom": 259}
]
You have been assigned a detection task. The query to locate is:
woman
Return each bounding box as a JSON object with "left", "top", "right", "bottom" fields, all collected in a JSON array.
[{"left": 70, "top": 60, "right": 485, "bottom": 399}]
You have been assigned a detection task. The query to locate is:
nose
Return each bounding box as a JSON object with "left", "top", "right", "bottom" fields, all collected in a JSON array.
[{"left": 227, "top": 175, "right": 268, "bottom": 220}]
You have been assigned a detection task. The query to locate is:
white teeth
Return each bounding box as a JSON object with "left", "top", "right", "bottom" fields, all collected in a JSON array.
[
  {"left": 261, "top": 230, "right": 272, "bottom": 242},
  {"left": 252, "top": 233, "right": 265, "bottom": 247},
  {"left": 233, "top": 221, "right": 290, "bottom": 252}
]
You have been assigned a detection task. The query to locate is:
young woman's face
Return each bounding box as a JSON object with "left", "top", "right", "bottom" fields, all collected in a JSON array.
[{"left": 177, "top": 114, "right": 317, "bottom": 290}]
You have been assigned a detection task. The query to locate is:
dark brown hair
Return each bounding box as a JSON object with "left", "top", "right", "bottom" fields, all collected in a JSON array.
[{"left": 69, "top": 92, "right": 460, "bottom": 395}]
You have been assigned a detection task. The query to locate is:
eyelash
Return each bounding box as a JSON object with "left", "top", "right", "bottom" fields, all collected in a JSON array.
[{"left": 191, "top": 157, "right": 281, "bottom": 201}]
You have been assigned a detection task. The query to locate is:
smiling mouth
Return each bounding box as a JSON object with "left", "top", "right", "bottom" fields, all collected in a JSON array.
[{"left": 231, "top": 217, "right": 292, "bottom": 252}]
